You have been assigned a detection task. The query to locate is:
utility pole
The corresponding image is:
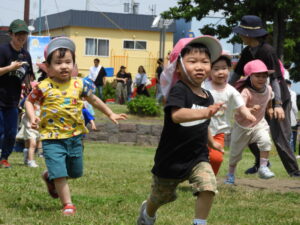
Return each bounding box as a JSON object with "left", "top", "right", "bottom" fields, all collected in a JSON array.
[
  {"left": 38, "top": 0, "right": 42, "bottom": 35},
  {"left": 24, "top": 0, "right": 30, "bottom": 24}
]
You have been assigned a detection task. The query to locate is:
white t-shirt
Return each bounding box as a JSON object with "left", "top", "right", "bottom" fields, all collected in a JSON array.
[
  {"left": 205, "top": 80, "right": 245, "bottom": 136},
  {"left": 88, "top": 65, "right": 101, "bottom": 82}
]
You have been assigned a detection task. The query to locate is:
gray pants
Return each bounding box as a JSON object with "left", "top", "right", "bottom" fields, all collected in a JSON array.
[
  {"left": 249, "top": 100, "right": 299, "bottom": 175},
  {"left": 115, "top": 82, "right": 127, "bottom": 104}
]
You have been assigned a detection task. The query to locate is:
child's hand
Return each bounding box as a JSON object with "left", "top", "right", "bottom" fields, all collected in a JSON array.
[
  {"left": 91, "top": 123, "right": 97, "bottom": 130},
  {"left": 250, "top": 105, "right": 260, "bottom": 112},
  {"left": 208, "top": 141, "right": 224, "bottom": 153},
  {"left": 108, "top": 113, "right": 127, "bottom": 124},
  {"left": 30, "top": 117, "right": 40, "bottom": 129},
  {"left": 244, "top": 111, "right": 256, "bottom": 123},
  {"left": 207, "top": 103, "right": 224, "bottom": 118},
  {"left": 266, "top": 107, "right": 274, "bottom": 119}
]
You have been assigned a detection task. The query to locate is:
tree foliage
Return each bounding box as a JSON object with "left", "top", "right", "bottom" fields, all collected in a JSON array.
[{"left": 162, "top": 0, "right": 300, "bottom": 81}]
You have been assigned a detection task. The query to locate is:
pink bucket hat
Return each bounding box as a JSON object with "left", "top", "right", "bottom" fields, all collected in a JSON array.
[
  {"left": 244, "top": 59, "right": 274, "bottom": 76},
  {"left": 160, "top": 35, "right": 222, "bottom": 97},
  {"left": 235, "top": 59, "right": 274, "bottom": 91}
]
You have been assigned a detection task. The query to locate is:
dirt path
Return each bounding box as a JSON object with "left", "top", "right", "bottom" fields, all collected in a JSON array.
[{"left": 217, "top": 177, "right": 300, "bottom": 193}]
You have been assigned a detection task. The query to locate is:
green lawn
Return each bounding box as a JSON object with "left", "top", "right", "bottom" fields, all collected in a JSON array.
[{"left": 0, "top": 143, "right": 299, "bottom": 225}]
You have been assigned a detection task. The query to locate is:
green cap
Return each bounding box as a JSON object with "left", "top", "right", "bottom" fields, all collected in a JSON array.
[{"left": 9, "top": 19, "right": 29, "bottom": 33}]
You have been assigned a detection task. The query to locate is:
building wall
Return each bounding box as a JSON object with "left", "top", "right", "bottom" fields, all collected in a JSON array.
[{"left": 40, "top": 26, "right": 173, "bottom": 79}]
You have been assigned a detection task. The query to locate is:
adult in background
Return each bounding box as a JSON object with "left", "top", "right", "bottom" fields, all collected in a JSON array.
[
  {"left": 115, "top": 66, "right": 128, "bottom": 104},
  {"left": 229, "top": 15, "right": 300, "bottom": 177},
  {"left": 88, "top": 58, "right": 107, "bottom": 100},
  {"left": 285, "top": 79, "right": 299, "bottom": 154},
  {"left": 155, "top": 58, "right": 164, "bottom": 103},
  {"left": 133, "top": 65, "right": 150, "bottom": 97},
  {"left": 0, "top": 19, "right": 33, "bottom": 168}
]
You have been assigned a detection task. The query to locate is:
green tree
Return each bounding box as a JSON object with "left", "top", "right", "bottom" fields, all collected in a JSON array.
[{"left": 162, "top": 0, "right": 300, "bottom": 81}]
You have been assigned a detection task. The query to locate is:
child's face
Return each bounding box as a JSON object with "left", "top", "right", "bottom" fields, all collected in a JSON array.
[
  {"left": 178, "top": 51, "right": 211, "bottom": 86},
  {"left": 47, "top": 50, "right": 74, "bottom": 83},
  {"left": 250, "top": 72, "right": 268, "bottom": 90},
  {"left": 210, "top": 60, "right": 229, "bottom": 85}
]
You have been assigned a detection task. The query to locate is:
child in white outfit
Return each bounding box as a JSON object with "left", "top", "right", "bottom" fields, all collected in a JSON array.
[
  {"left": 205, "top": 55, "right": 255, "bottom": 175},
  {"left": 225, "top": 59, "right": 275, "bottom": 184}
]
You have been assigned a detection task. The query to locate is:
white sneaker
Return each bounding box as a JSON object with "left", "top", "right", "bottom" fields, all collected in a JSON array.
[
  {"left": 137, "top": 200, "right": 156, "bottom": 225},
  {"left": 258, "top": 166, "right": 275, "bottom": 179},
  {"left": 27, "top": 160, "right": 38, "bottom": 168},
  {"left": 296, "top": 155, "right": 300, "bottom": 159}
]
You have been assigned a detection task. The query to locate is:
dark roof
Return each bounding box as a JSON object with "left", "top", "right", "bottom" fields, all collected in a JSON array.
[{"left": 33, "top": 10, "right": 175, "bottom": 33}]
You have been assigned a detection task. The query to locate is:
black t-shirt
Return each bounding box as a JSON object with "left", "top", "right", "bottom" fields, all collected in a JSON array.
[
  {"left": 151, "top": 81, "right": 214, "bottom": 179},
  {"left": 94, "top": 66, "right": 107, "bottom": 86},
  {"left": 116, "top": 72, "right": 127, "bottom": 84},
  {"left": 0, "top": 43, "right": 33, "bottom": 108},
  {"left": 156, "top": 65, "right": 163, "bottom": 83},
  {"left": 234, "top": 42, "right": 290, "bottom": 103}
]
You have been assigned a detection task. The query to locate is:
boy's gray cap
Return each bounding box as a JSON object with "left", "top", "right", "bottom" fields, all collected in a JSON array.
[{"left": 45, "top": 37, "right": 75, "bottom": 58}]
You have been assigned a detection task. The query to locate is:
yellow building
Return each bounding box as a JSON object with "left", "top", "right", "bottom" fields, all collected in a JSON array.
[{"left": 32, "top": 10, "right": 175, "bottom": 79}]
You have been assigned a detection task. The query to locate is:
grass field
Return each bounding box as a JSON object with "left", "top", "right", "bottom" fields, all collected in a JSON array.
[{"left": 0, "top": 142, "right": 300, "bottom": 225}]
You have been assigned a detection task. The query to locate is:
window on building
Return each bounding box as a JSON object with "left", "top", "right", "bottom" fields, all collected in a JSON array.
[
  {"left": 85, "top": 38, "right": 109, "bottom": 56},
  {"left": 123, "top": 40, "right": 147, "bottom": 50}
]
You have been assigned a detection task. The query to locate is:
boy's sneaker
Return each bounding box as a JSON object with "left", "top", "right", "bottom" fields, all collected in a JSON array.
[
  {"left": 224, "top": 174, "right": 235, "bottom": 184},
  {"left": 137, "top": 200, "right": 156, "bottom": 225},
  {"left": 62, "top": 204, "right": 76, "bottom": 215},
  {"left": 41, "top": 170, "right": 59, "bottom": 198},
  {"left": 244, "top": 164, "right": 258, "bottom": 174},
  {"left": 258, "top": 166, "right": 275, "bottom": 179},
  {"left": 0, "top": 159, "right": 11, "bottom": 168},
  {"left": 27, "top": 160, "right": 38, "bottom": 168}
]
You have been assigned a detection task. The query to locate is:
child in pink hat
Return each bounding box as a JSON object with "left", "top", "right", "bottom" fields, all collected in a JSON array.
[
  {"left": 137, "top": 36, "right": 224, "bottom": 225},
  {"left": 225, "top": 59, "right": 275, "bottom": 185}
]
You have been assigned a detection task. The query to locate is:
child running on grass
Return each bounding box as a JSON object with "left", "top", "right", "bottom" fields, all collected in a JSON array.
[
  {"left": 137, "top": 36, "right": 223, "bottom": 225},
  {"left": 224, "top": 59, "right": 275, "bottom": 185},
  {"left": 205, "top": 55, "right": 256, "bottom": 175},
  {"left": 25, "top": 37, "right": 127, "bottom": 215}
]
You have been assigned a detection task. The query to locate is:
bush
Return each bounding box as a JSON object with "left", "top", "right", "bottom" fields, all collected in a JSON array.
[
  {"left": 103, "top": 81, "right": 116, "bottom": 101},
  {"left": 127, "top": 95, "right": 161, "bottom": 116}
]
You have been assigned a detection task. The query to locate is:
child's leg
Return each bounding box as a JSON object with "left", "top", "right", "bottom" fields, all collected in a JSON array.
[
  {"left": 253, "top": 120, "right": 275, "bottom": 179},
  {"left": 189, "top": 162, "right": 217, "bottom": 225},
  {"left": 137, "top": 176, "right": 180, "bottom": 224},
  {"left": 54, "top": 177, "right": 72, "bottom": 205},
  {"left": 195, "top": 191, "right": 214, "bottom": 219},
  {"left": 208, "top": 133, "right": 225, "bottom": 175},
  {"left": 28, "top": 138, "right": 37, "bottom": 161},
  {"left": 225, "top": 124, "right": 249, "bottom": 184}
]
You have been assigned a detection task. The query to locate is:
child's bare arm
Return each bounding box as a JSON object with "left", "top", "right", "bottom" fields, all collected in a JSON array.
[
  {"left": 237, "top": 105, "right": 256, "bottom": 122},
  {"left": 86, "top": 94, "right": 127, "bottom": 124},
  {"left": 266, "top": 99, "right": 274, "bottom": 119},
  {"left": 171, "top": 103, "right": 223, "bottom": 124},
  {"left": 90, "top": 120, "right": 97, "bottom": 130},
  {"left": 25, "top": 100, "right": 40, "bottom": 129}
]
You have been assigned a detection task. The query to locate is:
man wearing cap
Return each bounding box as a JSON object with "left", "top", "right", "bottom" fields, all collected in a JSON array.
[
  {"left": 0, "top": 19, "right": 33, "bottom": 168},
  {"left": 229, "top": 15, "right": 300, "bottom": 177}
]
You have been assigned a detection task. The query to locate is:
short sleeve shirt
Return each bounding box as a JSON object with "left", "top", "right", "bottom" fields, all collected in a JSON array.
[
  {"left": 235, "top": 85, "right": 272, "bottom": 128},
  {"left": 151, "top": 81, "right": 214, "bottom": 179},
  {"left": 0, "top": 43, "right": 33, "bottom": 108},
  {"left": 205, "top": 81, "right": 244, "bottom": 135},
  {"left": 27, "top": 77, "right": 95, "bottom": 140}
]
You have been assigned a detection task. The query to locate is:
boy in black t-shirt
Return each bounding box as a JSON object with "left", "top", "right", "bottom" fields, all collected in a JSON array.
[{"left": 137, "top": 36, "right": 223, "bottom": 225}]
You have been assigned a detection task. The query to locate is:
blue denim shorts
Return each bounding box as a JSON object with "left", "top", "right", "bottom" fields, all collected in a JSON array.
[{"left": 42, "top": 135, "right": 83, "bottom": 180}]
